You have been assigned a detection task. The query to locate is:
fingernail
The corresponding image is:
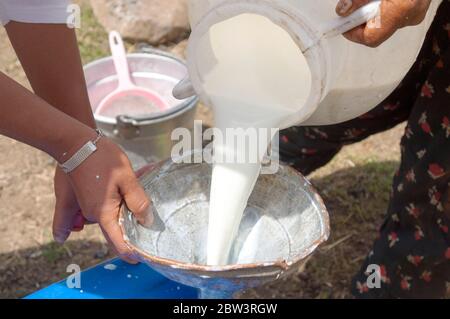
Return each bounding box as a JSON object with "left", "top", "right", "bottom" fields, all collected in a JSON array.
[
  {"left": 140, "top": 207, "right": 154, "bottom": 228},
  {"left": 337, "top": 0, "right": 353, "bottom": 15},
  {"left": 124, "top": 256, "right": 139, "bottom": 265},
  {"left": 54, "top": 231, "right": 70, "bottom": 244},
  {"left": 73, "top": 214, "right": 85, "bottom": 228},
  {"left": 121, "top": 251, "right": 139, "bottom": 265},
  {"left": 72, "top": 225, "right": 84, "bottom": 232}
]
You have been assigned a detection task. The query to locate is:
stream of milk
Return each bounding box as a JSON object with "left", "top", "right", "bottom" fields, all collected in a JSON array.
[
  {"left": 202, "top": 14, "right": 312, "bottom": 265},
  {"left": 206, "top": 98, "right": 294, "bottom": 265}
]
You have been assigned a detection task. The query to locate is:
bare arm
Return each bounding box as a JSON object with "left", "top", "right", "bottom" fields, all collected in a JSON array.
[
  {"left": 4, "top": 22, "right": 98, "bottom": 242},
  {"left": 0, "top": 71, "right": 94, "bottom": 162},
  {"left": 5, "top": 22, "right": 96, "bottom": 128}
]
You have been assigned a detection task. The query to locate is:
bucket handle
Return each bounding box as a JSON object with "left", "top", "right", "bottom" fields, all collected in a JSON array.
[{"left": 322, "top": 0, "right": 382, "bottom": 38}]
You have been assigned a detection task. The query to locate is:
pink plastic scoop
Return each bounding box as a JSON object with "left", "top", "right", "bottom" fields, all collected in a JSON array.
[{"left": 95, "top": 31, "right": 168, "bottom": 118}]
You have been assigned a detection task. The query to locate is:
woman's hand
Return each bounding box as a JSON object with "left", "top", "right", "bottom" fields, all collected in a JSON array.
[
  {"left": 53, "top": 158, "right": 158, "bottom": 246},
  {"left": 69, "top": 136, "right": 153, "bottom": 263},
  {"left": 53, "top": 167, "right": 85, "bottom": 243},
  {"left": 336, "top": 0, "right": 432, "bottom": 47},
  {"left": 54, "top": 134, "right": 154, "bottom": 264}
]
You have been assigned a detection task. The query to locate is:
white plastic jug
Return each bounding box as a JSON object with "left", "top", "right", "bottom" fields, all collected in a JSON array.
[{"left": 183, "top": 0, "right": 442, "bottom": 128}]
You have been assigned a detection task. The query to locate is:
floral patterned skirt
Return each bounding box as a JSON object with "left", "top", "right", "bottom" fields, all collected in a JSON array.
[{"left": 279, "top": 1, "right": 450, "bottom": 298}]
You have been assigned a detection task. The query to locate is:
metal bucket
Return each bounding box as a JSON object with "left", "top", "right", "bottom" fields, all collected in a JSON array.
[
  {"left": 84, "top": 50, "right": 198, "bottom": 169},
  {"left": 119, "top": 154, "right": 330, "bottom": 298}
]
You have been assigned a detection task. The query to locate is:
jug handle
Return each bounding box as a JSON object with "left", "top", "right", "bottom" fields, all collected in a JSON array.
[{"left": 322, "top": 0, "right": 382, "bottom": 38}]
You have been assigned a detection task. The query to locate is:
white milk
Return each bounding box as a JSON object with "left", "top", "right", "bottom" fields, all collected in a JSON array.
[
  {"left": 206, "top": 98, "right": 292, "bottom": 265},
  {"left": 201, "top": 14, "right": 312, "bottom": 265}
]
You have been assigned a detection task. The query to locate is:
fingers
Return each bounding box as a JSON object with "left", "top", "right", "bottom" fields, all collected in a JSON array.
[
  {"left": 336, "top": 0, "right": 387, "bottom": 47},
  {"left": 72, "top": 212, "right": 86, "bottom": 232},
  {"left": 344, "top": 1, "right": 401, "bottom": 47},
  {"left": 97, "top": 174, "right": 148, "bottom": 264},
  {"left": 53, "top": 205, "right": 84, "bottom": 244},
  {"left": 53, "top": 167, "right": 86, "bottom": 243},
  {"left": 336, "top": 0, "right": 399, "bottom": 47},
  {"left": 337, "top": 0, "right": 431, "bottom": 48},
  {"left": 336, "top": 0, "right": 370, "bottom": 17},
  {"left": 120, "top": 176, "right": 154, "bottom": 228},
  {"left": 99, "top": 216, "right": 138, "bottom": 264},
  {"left": 135, "top": 163, "right": 158, "bottom": 178}
]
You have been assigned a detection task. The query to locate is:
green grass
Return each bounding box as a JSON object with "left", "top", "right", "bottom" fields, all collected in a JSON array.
[
  {"left": 242, "top": 160, "right": 400, "bottom": 298},
  {"left": 314, "top": 160, "right": 397, "bottom": 223},
  {"left": 307, "top": 161, "right": 398, "bottom": 297}
]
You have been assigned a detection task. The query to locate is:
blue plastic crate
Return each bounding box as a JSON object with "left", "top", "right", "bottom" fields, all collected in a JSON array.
[{"left": 26, "top": 258, "right": 198, "bottom": 299}]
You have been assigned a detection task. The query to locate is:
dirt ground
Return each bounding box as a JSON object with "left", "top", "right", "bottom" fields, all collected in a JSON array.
[{"left": 0, "top": 2, "right": 410, "bottom": 299}]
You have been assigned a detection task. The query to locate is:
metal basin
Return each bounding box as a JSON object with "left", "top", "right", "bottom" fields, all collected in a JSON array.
[
  {"left": 84, "top": 50, "right": 198, "bottom": 169},
  {"left": 119, "top": 157, "right": 330, "bottom": 298}
]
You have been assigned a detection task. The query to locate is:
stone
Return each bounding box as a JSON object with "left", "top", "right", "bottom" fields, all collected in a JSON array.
[
  {"left": 169, "top": 39, "right": 188, "bottom": 59},
  {"left": 90, "top": 0, "right": 190, "bottom": 45}
]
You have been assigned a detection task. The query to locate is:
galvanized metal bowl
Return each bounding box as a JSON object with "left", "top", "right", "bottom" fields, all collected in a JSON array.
[
  {"left": 84, "top": 50, "right": 198, "bottom": 169},
  {"left": 119, "top": 157, "right": 330, "bottom": 298}
]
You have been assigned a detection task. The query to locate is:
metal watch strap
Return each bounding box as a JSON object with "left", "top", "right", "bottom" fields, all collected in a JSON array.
[{"left": 59, "top": 129, "right": 104, "bottom": 174}]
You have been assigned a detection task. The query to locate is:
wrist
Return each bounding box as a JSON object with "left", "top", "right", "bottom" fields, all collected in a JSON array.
[
  {"left": 51, "top": 123, "right": 98, "bottom": 164},
  {"left": 58, "top": 129, "right": 104, "bottom": 174}
]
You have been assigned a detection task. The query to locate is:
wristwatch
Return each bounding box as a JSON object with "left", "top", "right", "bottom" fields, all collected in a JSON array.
[{"left": 59, "top": 129, "right": 104, "bottom": 174}]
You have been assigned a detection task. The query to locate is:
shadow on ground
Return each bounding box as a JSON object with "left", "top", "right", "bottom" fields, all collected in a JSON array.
[{"left": 1, "top": 160, "right": 399, "bottom": 299}]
